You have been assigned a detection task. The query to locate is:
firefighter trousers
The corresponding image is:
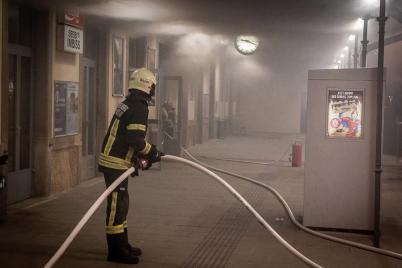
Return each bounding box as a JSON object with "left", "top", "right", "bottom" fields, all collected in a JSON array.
[{"left": 103, "top": 169, "right": 130, "bottom": 249}]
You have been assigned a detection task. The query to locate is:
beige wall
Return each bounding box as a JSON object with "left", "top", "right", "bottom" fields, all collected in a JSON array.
[{"left": 49, "top": 11, "right": 81, "bottom": 193}]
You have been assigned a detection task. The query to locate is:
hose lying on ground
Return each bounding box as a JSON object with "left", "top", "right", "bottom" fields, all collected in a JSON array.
[
  {"left": 182, "top": 149, "right": 402, "bottom": 261},
  {"left": 43, "top": 168, "right": 135, "bottom": 268},
  {"left": 197, "top": 144, "right": 292, "bottom": 166},
  {"left": 43, "top": 155, "right": 323, "bottom": 268}
]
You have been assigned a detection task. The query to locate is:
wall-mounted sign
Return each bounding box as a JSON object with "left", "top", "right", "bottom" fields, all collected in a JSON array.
[
  {"left": 327, "top": 88, "right": 364, "bottom": 138},
  {"left": 64, "top": 11, "right": 84, "bottom": 28},
  {"left": 58, "top": 10, "right": 84, "bottom": 29},
  {"left": 54, "top": 81, "right": 79, "bottom": 137},
  {"left": 62, "top": 25, "right": 83, "bottom": 54}
]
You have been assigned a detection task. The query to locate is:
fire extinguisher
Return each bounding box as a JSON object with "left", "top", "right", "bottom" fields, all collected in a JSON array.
[{"left": 291, "top": 141, "right": 302, "bottom": 167}]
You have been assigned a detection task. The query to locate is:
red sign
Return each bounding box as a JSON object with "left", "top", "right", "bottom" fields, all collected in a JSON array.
[{"left": 64, "top": 10, "right": 84, "bottom": 29}]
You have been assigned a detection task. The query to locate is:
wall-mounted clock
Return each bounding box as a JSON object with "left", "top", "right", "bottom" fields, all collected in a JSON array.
[{"left": 235, "top": 35, "right": 259, "bottom": 55}]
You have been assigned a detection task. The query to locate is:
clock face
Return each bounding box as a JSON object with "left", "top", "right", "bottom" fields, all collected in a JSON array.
[{"left": 235, "top": 35, "right": 259, "bottom": 55}]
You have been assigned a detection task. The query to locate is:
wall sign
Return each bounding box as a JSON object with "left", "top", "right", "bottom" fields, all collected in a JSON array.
[
  {"left": 63, "top": 25, "right": 83, "bottom": 54},
  {"left": 54, "top": 81, "right": 79, "bottom": 136},
  {"left": 327, "top": 88, "right": 364, "bottom": 138},
  {"left": 64, "top": 11, "right": 84, "bottom": 28},
  {"left": 57, "top": 10, "right": 84, "bottom": 29}
]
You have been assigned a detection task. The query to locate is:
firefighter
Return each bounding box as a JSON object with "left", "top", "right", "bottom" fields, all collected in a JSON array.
[{"left": 98, "top": 68, "right": 163, "bottom": 264}]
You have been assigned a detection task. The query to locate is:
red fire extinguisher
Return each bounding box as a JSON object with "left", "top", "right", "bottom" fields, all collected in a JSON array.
[{"left": 292, "top": 141, "right": 302, "bottom": 167}]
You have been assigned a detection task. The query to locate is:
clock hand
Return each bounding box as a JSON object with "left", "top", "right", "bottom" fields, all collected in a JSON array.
[{"left": 240, "top": 39, "right": 257, "bottom": 46}]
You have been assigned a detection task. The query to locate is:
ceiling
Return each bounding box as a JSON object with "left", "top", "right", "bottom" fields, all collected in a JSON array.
[{"left": 15, "top": 0, "right": 402, "bottom": 77}]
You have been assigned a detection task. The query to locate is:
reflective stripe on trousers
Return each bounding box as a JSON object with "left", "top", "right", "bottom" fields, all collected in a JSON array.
[{"left": 104, "top": 169, "right": 130, "bottom": 235}]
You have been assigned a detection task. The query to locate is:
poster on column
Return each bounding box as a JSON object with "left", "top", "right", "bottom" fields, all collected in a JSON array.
[
  {"left": 54, "top": 81, "right": 79, "bottom": 136},
  {"left": 327, "top": 88, "right": 364, "bottom": 138}
]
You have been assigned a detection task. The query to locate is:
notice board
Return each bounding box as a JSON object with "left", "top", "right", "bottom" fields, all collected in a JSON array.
[
  {"left": 54, "top": 81, "right": 79, "bottom": 136},
  {"left": 304, "top": 68, "right": 380, "bottom": 231}
]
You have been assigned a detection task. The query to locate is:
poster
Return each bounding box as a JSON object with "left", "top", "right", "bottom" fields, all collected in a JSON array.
[
  {"left": 54, "top": 81, "right": 79, "bottom": 136},
  {"left": 327, "top": 89, "right": 364, "bottom": 138}
]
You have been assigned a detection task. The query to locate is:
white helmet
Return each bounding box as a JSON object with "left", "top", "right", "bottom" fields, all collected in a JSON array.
[{"left": 128, "top": 68, "right": 157, "bottom": 95}]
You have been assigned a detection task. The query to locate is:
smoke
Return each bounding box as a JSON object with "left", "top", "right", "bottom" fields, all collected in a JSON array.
[{"left": 19, "top": 0, "right": 393, "bottom": 134}]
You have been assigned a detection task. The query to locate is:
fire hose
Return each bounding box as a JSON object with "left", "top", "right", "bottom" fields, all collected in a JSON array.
[
  {"left": 44, "top": 155, "right": 322, "bottom": 268},
  {"left": 182, "top": 149, "right": 402, "bottom": 261}
]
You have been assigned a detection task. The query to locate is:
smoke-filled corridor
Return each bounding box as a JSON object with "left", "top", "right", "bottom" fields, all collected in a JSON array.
[{"left": 0, "top": 0, "right": 402, "bottom": 267}]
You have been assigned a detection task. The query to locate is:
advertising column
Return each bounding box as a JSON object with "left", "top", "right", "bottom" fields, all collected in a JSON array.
[{"left": 304, "top": 68, "right": 379, "bottom": 232}]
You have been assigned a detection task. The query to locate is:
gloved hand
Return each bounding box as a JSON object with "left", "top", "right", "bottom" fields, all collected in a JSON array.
[
  {"left": 141, "top": 144, "right": 164, "bottom": 170},
  {"left": 138, "top": 158, "right": 151, "bottom": 170},
  {"left": 146, "top": 144, "right": 164, "bottom": 164}
]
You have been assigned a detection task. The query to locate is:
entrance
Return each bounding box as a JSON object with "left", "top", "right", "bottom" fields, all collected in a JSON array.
[
  {"left": 80, "top": 58, "right": 97, "bottom": 180},
  {"left": 161, "top": 76, "right": 182, "bottom": 155},
  {"left": 7, "top": 45, "right": 33, "bottom": 204}
]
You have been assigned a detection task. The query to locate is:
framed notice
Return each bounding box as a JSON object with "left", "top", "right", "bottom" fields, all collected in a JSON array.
[
  {"left": 112, "top": 36, "right": 124, "bottom": 96},
  {"left": 54, "top": 81, "right": 79, "bottom": 136},
  {"left": 327, "top": 88, "right": 364, "bottom": 138}
]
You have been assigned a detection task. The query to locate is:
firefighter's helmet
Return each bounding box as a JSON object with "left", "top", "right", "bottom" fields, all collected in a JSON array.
[{"left": 128, "top": 68, "right": 157, "bottom": 95}]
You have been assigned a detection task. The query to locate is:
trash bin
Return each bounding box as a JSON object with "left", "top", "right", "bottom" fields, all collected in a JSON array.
[{"left": 0, "top": 153, "right": 8, "bottom": 222}]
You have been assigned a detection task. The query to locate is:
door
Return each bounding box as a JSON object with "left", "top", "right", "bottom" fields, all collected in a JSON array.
[
  {"left": 161, "top": 76, "right": 182, "bottom": 155},
  {"left": 80, "top": 58, "right": 97, "bottom": 180},
  {"left": 7, "top": 45, "right": 33, "bottom": 204}
]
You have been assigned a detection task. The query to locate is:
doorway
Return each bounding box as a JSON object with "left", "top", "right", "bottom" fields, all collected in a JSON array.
[
  {"left": 80, "top": 58, "right": 97, "bottom": 180},
  {"left": 7, "top": 45, "right": 33, "bottom": 204},
  {"left": 161, "top": 76, "right": 182, "bottom": 155}
]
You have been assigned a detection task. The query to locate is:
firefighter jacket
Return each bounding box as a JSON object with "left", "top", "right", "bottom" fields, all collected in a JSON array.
[{"left": 98, "top": 90, "right": 153, "bottom": 172}]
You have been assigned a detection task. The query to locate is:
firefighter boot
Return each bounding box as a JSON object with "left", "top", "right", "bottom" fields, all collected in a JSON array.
[
  {"left": 124, "top": 228, "right": 142, "bottom": 256},
  {"left": 107, "top": 233, "right": 139, "bottom": 264}
]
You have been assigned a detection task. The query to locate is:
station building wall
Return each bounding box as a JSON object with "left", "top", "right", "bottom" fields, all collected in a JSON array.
[
  {"left": 0, "top": 3, "right": 227, "bottom": 203},
  {"left": 1, "top": 0, "right": 6, "bottom": 153},
  {"left": 367, "top": 17, "right": 402, "bottom": 156}
]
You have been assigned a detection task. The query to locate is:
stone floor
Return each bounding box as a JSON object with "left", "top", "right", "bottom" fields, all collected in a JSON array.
[{"left": 1, "top": 134, "right": 401, "bottom": 268}]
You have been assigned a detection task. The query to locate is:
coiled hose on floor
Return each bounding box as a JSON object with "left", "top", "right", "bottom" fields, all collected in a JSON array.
[
  {"left": 44, "top": 155, "right": 322, "bottom": 268},
  {"left": 182, "top": 149, "right": 402, "bottom": 261}
]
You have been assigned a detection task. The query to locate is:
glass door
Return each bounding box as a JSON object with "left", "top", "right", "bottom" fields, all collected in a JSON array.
[{"left": 162, "top": 76, "right": 182, "bottom": 155}]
